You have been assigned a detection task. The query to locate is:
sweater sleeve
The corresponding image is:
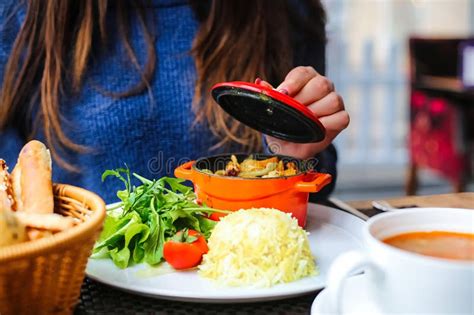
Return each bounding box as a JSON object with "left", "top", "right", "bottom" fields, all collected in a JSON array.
[
  {"left": 0, "top": 128, "right": 23, "bottom": 166},
  {"left": 0, "top": 1, "right": 22, "bottom": 81},
  {"left": 310, "top": 144, "right": 337, "bottom": 201},
  {"left": 0, "top": 1, "right": 25, "bottom": 165}
]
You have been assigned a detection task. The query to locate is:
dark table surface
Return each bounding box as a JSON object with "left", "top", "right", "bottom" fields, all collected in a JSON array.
[
  {"left": 74, "top": 200, "right": 378, "bottom": 315},
  {"left": 76, "top": 277, "right": 319, "bottom": 315}
]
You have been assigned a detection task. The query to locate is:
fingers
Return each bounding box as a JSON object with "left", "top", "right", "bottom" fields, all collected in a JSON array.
[
  {"left": 264, "top": 107, "right": 350, "bottom": 158},
  {"left": 307, "top": 92, "right": 345, "bottom": 117},
  {"left": 318, "top": 110, "right": 350, "bottom": 132},
  {"left": 256, "top": 68, "right": 349, "bottom": 145},
  {"left": 276, "top": 67, "right": 335, "bottom": 106},
  {"left": 276, "top": 66, "right": 318, "bottom": 95},
  {"left": 309, "top": 110, "right": 350, "bottom": 153},
  {"left": 255, "top": 77, "right": 274, "bottom": 89},
  {"left": 294, "top": 76, "right": 335, "bottom": 106}
]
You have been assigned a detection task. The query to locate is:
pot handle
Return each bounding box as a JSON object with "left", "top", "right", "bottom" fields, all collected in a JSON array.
[
  {"left": 174, "top": 161, "right": 195, "bottom": 181},
  {"left": 295, "top": 173, "right": 332, "bottom": 193}
]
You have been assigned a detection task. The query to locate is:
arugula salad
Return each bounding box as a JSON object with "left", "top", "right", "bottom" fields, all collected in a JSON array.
[{"left": 92, "top": 168, "right": 228, "bottom": 269}]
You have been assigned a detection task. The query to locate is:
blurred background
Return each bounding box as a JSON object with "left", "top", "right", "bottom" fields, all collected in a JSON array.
[{"left": 321, "top": 0, "right": 474, "bottom": 200}]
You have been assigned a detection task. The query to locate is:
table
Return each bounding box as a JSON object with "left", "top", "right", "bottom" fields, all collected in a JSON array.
[
  {"left": 74, "top": 193, "right": 473, "bottom": 315},
  {"left": 347, "top": 192, "right": 474, "bottom": 213}
]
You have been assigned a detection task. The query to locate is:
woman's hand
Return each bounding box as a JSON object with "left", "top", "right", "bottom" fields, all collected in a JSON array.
[{"left": 259, "top": 66, "right": 349, "bottom": 159}]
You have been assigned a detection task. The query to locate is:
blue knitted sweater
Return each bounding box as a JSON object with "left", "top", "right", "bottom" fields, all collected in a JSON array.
[{"left": 0, "top": 0, "right": 337, "bottom": 203}]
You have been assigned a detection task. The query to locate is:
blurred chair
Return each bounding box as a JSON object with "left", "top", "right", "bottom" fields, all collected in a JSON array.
[{"left": 407, "top": 37, "right": 474, "bottom": 195}]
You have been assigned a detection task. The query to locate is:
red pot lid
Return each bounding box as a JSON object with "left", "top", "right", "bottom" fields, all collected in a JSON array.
[{"left": 211, "top": 81, "right": 326, "bottom": 143}]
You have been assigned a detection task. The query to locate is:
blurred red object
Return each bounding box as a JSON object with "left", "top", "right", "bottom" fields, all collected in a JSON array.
[
  {"left": 407, "top": 37, "right": 473, "bottom": 194},
  {"left": 409, "top": 92, "right": 465, "bottom": 184}
]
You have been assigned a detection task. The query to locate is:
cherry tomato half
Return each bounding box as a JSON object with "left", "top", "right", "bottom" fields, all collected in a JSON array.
[
  {"left": 163, "top": 229, "right": 209, "bottom": 270},
  {"left": 209, "top": 212, "right": 224, "bottom": 221}
]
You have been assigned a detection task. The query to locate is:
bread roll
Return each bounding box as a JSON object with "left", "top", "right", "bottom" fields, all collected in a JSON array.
[
  {"left": 15, "top": 212, "right": 76, "bottom": 231},
  {"left": 11, "top": 140, "right": 54, "bottom": 214},
  {"left": 26, "top": 228, "right": 53, "bottom": 241},
  {"left": 0, "top": 205, "right": 27, "bottom": 246},
  {"left": 0, "top": 160, "right": 27, "bottom": 246},
  {"left": 0, "top": 159, "right": 15, "bottom": 211}
]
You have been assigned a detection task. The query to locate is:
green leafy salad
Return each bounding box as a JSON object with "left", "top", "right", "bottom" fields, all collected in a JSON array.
[{"left": 92, "top": 168, "right": 228, "bottom": 269}]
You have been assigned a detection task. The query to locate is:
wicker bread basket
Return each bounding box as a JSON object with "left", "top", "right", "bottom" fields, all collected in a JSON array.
[{"left": 0, "top": 184, "right": 106, "bottom": 315}]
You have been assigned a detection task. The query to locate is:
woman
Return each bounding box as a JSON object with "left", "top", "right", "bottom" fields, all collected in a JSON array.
[{"left": 0, "top": 0, "right": 349, "bottom": 203}]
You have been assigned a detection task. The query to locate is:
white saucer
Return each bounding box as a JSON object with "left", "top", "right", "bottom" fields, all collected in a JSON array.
[{"left": 311, "top": 275, "right": 384, "bottom": 315}]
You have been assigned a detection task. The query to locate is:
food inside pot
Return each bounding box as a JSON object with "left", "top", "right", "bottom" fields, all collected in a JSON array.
[{"left": 201, "top": 154, "right": 298, "bottom": 178}]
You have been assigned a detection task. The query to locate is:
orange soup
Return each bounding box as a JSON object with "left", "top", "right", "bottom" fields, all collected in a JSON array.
[{"left": 383, "top": 231, "right": 474, "bottom": 261}]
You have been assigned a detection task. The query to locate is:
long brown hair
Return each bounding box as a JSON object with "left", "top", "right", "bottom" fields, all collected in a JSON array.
[{"left": 0, "top": 0, "right": 326, "bottom": 170}]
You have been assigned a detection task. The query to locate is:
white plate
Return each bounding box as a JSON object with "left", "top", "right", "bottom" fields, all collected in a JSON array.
[{"left": 85, "top": 204, "right": 364, "bottom": 303}]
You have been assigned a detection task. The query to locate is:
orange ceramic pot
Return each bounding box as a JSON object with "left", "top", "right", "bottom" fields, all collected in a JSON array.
[{"left": 174, "top": 154, "right": 332, "bottom": 227}]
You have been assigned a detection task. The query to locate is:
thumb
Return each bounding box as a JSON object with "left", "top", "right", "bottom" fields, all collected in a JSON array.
[{"left": 255, "top": 77, "right": 274, "bottom": 89}]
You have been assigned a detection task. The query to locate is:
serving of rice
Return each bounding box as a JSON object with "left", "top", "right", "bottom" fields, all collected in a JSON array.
[{"left": 198, "top": 208, "right": 317, "bottom": 287}]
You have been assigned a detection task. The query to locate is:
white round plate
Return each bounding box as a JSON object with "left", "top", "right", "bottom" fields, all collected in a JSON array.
[{"left": 85, "top": 204, "right": 364, "bottom": 303}]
